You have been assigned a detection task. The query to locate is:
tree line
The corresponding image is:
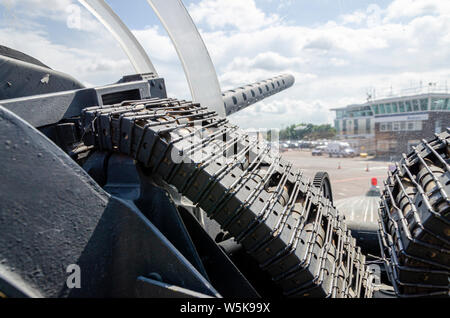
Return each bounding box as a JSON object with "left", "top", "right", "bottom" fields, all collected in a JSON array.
[{"left": 274, "top": 124, "right": 336, "bottom": 141}]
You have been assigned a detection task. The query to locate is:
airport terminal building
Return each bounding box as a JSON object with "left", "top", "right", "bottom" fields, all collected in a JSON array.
[{"left": 332, "top": 92, "right": 450, "bottom": 157}]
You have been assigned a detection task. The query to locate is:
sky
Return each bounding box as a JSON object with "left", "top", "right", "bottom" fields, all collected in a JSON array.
[{"left": 0, "top": 0, "right": 449, "bottom": 129}]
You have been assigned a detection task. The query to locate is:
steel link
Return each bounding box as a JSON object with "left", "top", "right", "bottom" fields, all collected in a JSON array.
[
  {"left": 81, "top": 97, "right": 374, "bottom": 298},
  {"left": 378, "top": 129, "right": 450, "bottom": 297}
]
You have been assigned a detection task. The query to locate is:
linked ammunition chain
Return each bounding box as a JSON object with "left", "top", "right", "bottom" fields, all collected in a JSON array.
[
  {"left": 81, "top": 97, "right": 374, "bottom": 298},
  {"left": 312, "top": 172, "right": 333, "bottom": 203},
  {"left": 378, "top": 129, "right": 450, "bottom": 297}
]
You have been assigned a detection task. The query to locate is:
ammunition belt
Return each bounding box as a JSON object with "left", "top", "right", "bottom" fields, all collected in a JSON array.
[
  {"left": 81, "top": 97, "right": 374, "bottom": 298},
  {"left": 378, "top": 129, "right": 450, "bottom": 297}
]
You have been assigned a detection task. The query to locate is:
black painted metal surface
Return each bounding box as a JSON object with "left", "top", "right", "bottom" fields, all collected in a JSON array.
[
  {"left": 178, "top": 207, "right": 260, "bottom": 298},
  {"left": 0, "top": 54, "right": 84, "bottom": 100},
  {"left": 378, "top": 129, "right": 450, "bottom": 297},
  {"left": 223, "top": 74, "right": 295, "bottom": 116},
  {"left": 80, "top": 97, "right": 375, "bottom": 298},
  {"left": 0, "top": 74, "right": 166, "bottom": 128},
  {"left": 0, "top": 105, "right": 220, "bottom": 297}
]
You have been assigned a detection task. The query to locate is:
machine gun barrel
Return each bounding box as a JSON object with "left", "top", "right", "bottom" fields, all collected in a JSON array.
[{"left": 222, "top": 74, "right": 295, "bottom": 116}]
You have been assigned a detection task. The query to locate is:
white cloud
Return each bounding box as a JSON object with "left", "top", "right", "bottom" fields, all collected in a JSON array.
[
  {"left": 133, "top": 26, "right": 177, "bottom": 63},
  {"left": 229, "top": 97, "right": 335, "bottom": 130},
  {"left": 224, "top": 52, "right": 307, "bottom": 73},
  {"left": 1, "top": 0, "right": 449, "bottom": 130},
  {"left": 277, "top": 0, "right": 294, "bottom": 10},
  {"left": 340, "top": 10, "right": 367, "bottom": 25},
  {"left": 0, "top": 26, "right": 133, "bottom": 86},
  {"left": 2, "top": 0, "right": 73, "bottom": 16},
  {"left": 385, "top": 0, "right": 450, "bottom": 20},
  {"left": 188, "top": 0, "right": 280, "bottom": 32},
  {"left": 1, "top": 0, "right": 102, "bottom": 31}
]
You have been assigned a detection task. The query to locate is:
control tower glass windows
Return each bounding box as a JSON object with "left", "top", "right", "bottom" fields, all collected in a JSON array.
[
  {"left": 406, "top": 101, "right": 412, "bottom": 112},
  {"left": 373, "top": 105, "right": 379, "bottom": 114},
  {"left": 431, "top": 98, "right": 437, "bottom": 110},
  {"left": 431, "top": 98, "right": 447, "bottom": 110},
  {"left": 399, "top": 101, "right": 405, "bottom": 112},
  {"left": 392, "top": 102, "right": 398, "bottom": 113},
  {"left": 346, "top": 107, "right": 373, "bottom": 118},
  {"left": 336, "top": 110, "right": 346, "bottom": 119},
  {"left": 412, "top": 100, "right": 419, "bottom": 111},
  {"left": 420, "top": 99, "right": 428, "bottom": 111},
  {"left": 385, "top": 103, "right": 392, "bottom": 114},
  {"left": 379, "top": 104, "right": 386, "bottom": 114}
]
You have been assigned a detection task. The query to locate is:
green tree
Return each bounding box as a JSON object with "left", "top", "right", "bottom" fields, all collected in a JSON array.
[{"left": 279, "top": 123, "right": 336, "bottom": 141}]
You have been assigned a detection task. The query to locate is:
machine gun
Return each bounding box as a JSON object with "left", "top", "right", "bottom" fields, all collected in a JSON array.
[{"left": 0, "top": 0, "right": 447, "bottom": 298}]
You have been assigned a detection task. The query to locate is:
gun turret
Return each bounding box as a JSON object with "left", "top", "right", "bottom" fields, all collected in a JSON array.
[{"left": 222, "top": 74, "right": 295, "bottom": 116}]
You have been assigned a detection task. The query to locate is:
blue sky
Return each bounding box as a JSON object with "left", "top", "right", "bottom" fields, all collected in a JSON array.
[
  {"left": 106, "top": 0, "right": 392, "bottom": 29},
  {"left": 0, "top": 0, "right": 449, "bottom": 129}
]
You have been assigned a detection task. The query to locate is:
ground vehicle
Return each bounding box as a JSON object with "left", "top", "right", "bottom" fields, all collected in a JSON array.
[
  {"left": 342, "top": 147, "right": 356, "bottom": 158},
  {"left": 326, "top": 142, "right": 351, "bottom": 157},
  {"left": 280, "top": 142, "right": 290, "bottom": 151},
  {"left": 312, "top": 146, "right": 326, "bottom": 156},
  {"left": 298, "top": 141, "right": 313, "bottom": 149}
]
